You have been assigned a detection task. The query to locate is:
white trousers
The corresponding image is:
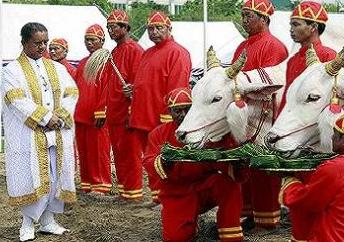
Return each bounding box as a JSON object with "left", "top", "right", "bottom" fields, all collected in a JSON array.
[{"left": 21, "top": 146, "right": 64, "bottom": 221}]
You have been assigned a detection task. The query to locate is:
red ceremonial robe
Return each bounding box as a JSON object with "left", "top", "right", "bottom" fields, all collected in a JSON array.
[
  {"left": 130, "top": 37, "right": 192, "bottom": 132},
  {"left": 280, "top": 156, "right": 344, "bottom": 242},
  {"left": 106, "top": 39, "right": 145, "bottom": 200},
  {"left": 279, "top": 40, "right": 337, "bottom": 112},
  {"left": 74, "top": 56, "right": 111, "bottom": 193},
  {"left": 232, "top": 30, "right": 288, "bottom": 227},
  {"left": 129, "top": 37, "right": 191, "bottom": 200},
  {"left": 143, "top": 121, "right": 246, "bottom": 242},
  {"left": 232, "top": 30, "right": 288, "bottom": 71},
  {"left": 60, "top": 58, "right": 77, "bottom": 80}
]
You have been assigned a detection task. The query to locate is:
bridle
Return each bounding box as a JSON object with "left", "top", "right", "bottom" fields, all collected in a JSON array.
[
  {"left": 182, "top": 68, "right": 279, "bottom": 143},
  {"left": 246, "top": 68, "right": 278, "bottom": 142}
]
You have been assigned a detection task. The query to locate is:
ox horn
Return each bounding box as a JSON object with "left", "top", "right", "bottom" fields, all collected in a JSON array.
[
  {"left": 207, "top": 46, "right": 221, "bottom": 70},
  {"left": 325, "top": 47, "right": 344, "bottom": 76},
  {"left": 306, "top": 44, "right": 320, "bottom": 66},
  {"left": 225, "top": 50, "right": 247, "bottom": 79}
]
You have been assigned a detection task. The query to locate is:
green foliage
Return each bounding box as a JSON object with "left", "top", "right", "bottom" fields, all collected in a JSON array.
[
  {"left": 173, "top": 0, "right": 241, "bottom": 21},
  {"left": 5, "top": 0, "right": 243, "bottom": 39},
  {"left": 172, "top": 0, "right": 244, "bottom": 36}
]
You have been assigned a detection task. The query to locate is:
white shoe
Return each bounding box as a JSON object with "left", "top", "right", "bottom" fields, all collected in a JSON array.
[
  {"left": 38, "top": 221, "right": 69, "bottom": 235},
  {"left": 19, "top": 225, "right": 35, "bottom": 241}
]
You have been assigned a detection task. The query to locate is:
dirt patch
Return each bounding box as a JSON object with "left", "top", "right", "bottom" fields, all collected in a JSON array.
[{"left": 0, "top": 154, "right": 290, "bottom": 241}]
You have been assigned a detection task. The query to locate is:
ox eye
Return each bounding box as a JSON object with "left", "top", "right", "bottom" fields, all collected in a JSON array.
[
  {"left": 211, "top": 96, "right": 222, "bottom": 103},
  {"left": 305, "top": 94, "right": 321, "bottom": 103}
]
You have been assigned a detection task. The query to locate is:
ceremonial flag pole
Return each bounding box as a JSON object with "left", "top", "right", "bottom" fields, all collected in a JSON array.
[{"left": 203, "top": 0, "right": 208, "bottom": 72}]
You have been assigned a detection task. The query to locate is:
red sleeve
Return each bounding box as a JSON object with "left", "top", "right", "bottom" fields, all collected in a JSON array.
[
  {"left": 126, "top": 46, "right": 144, "bottom": 84},
  {"left": 166, "top": 48, "right": 192, "bottom": 93},
  {"left": 283, "top": 162, "right": 339, "bottom": 212},
  {"left": 260, "top": 40, "right": 288, "bottom": 67},
  {"left": 94, "top": 64, "right": 110, "bottom": 118}
]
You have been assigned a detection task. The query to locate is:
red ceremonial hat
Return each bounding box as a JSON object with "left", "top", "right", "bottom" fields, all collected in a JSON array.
[
  {"left": 334, "top": 115, "right": 344, "bottom": 134},
  {"left": 107, "top": 9, "right": 129, "bottom": 24},
  {"left": 291, "top": 1, "right": 328, "bottom": 24},
  {"left": 167, "top": 88, "right": 192, "bottom": 108},
  {"left": 85, "top": 24, "right": 105, "bottom": 39},
  {"left": 242, "top": 0, "right": 275, "bottom": 16},
  {"left": 147, "top": 11, "right": 171, "bottom": 27},
  {"left": 49, "top": 38, "right": 68, "bottom": 51}
]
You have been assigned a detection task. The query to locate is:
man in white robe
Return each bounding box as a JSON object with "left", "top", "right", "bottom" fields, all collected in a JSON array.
[{"left": 1, "top": 22, "right": 78, "bottom": 241}]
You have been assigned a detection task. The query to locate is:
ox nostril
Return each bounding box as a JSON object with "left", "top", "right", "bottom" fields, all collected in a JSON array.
[
  {"left": 176, "top": 131, "right": 187, "bottom": 142},
  {"left": 264, "top": 132, "right": 281, "bottom": 148}
]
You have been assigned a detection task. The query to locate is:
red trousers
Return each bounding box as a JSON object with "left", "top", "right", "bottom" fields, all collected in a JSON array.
[
  {"left": 131, "top": 128, "right": 161, "bottom": 202},
  {"left": 76, "top": 123, "right": 112, "bottom": 193},
  {"left": 109, "top": 124, "right": 145, "bottom": 200},
  {"left": 160, "top": 174, "right": 243, "bottom": 242},
  {"left": 242, "top": 169, "right": 281, "bottom": 228}
]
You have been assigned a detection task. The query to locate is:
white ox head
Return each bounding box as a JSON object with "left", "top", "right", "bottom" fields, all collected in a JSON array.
[
  {"left": 176, "top": 47, "right": 283, "bottom": 148},
  {"left": 265, "top": 46, "right": 344, "bottom": 153}
]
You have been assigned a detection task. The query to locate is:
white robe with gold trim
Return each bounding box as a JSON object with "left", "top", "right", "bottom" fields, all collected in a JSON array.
[{"left": 1, "top": 53, "right": 78, "bottom": 207}]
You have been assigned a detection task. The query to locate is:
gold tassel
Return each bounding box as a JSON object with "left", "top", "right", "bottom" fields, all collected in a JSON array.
[
  {"left": 306, "top": 44, "right": 320, "bottom": 66},
  {"left": 207, "top": 46, "right": 221, "bottom": 70},
  {"left": 225, "top": 50, "right": 246, "bottom": 79},
  {"left": 325, "top": 47, "right": 344, "bottom": 76},
  {"left": 83, "top": 48, "right": 111, "bottom": 82}
]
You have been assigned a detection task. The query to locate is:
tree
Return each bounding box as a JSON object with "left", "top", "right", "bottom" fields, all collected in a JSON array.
[{"left": 173, "top": 0, "right": 244, "bottom": 35}]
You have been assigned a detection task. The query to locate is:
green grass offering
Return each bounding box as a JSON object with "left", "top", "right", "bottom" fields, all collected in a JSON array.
[{"left": 161, "top": 143, "right": 337, "bottom": 170}]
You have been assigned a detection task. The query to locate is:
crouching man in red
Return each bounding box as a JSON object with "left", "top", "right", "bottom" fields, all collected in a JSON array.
[
  {"left": 143, "top": 87, "right": 246, "bottom": 242},
  {"left": 279, "top": 115, "right": 344, "bottom": 242}
]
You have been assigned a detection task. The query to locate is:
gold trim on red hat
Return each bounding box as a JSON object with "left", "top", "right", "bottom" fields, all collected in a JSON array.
[
  {"left": 242, "top": 1, "right": 273, "bottom": 16},
  {"left": 147, "top": 12, "right": 171, "bottom": 26},
  {"left": 291, "top": 4, "right": 327, "bottom": 24},
  {"left": 167, "top": 89, "right": 192, "bottom": 108}
]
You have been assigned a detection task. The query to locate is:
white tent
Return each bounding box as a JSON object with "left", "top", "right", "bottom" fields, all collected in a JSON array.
[
  {"left": 1, "top": 3, "right": 116, "bottom": 64},
  {"left": 138, "top": 21, "right": 245, "bottom": 68}
]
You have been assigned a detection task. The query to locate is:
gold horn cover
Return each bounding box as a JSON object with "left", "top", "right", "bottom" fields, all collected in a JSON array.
[
  {"left": 306, "top": 44, "right": 320, "bottom": 66},
  {"left": 225, "top": 50, "right": 247, "bottom": 79},
  {"left": 207, "top": 46, "right": 221, "bottom": 70},
  {"left": 325, "top": 47, "right": 344, "bottom": 76}
]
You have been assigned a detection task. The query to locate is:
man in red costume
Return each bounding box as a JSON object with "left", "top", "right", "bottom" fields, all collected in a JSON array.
[
  {"left": 48, "top": 38, "right": 76, "bottom": 79},
  {"left": 130, "top": 11, "right": 192, "bottom": 202},
  {"left": 144, "top": 88, "right": 246, "bottom": 242},
  {"left": 279, "top": 115, "right": 344, "bottom": 242},
  {"left": 74, "top": 24, "right": 111, "bottom": 194},
  {"left": 232, "top": 0, "right": 288, "bottom": 71},
  {"left": 279, "top": 1, "right": 337, "bottom": 111},
  {"left": 232, "top": 0, "right": 288, "bottom": 229},
  {"left": 105, "top": 9, "right": 144, "bottom": 201}
]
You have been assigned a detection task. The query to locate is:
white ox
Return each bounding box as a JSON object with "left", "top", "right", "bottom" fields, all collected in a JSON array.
[
  {"left": 176, "top": 47, "right": 286, "bottom": 148},
  {"left": 265, "top": 47, "right": 344, "bottom": 153}
]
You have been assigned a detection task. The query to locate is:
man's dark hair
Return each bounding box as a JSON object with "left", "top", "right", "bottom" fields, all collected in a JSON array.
[
  {"left": 117, "top": 22, "right": 131, "bottom": 32},
  {"left": 305, "top": 20, "right": 326, "bottom": 35},
  {"left": 256, "top": 12, "right": 270, "bottom": 26},
  {"left": 21, "top": 22, "right": 48, "bottom": 44}
]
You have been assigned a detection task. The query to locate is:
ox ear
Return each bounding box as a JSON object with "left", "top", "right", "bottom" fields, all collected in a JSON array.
[{"left": 243, "top": 84, "right": 283, "bottom": 100}]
